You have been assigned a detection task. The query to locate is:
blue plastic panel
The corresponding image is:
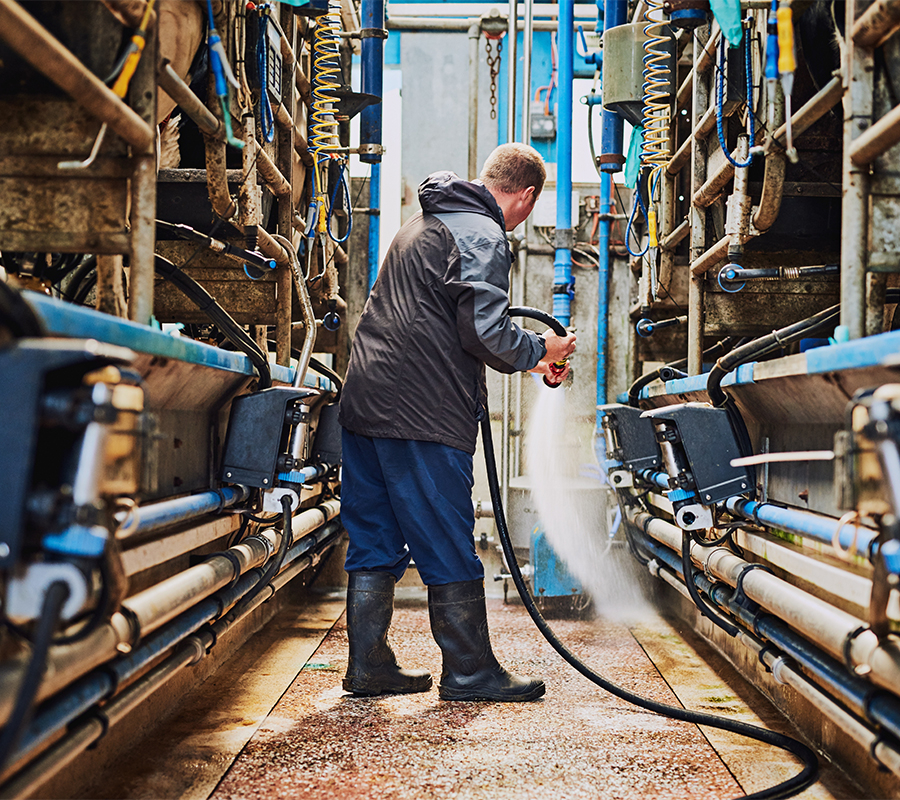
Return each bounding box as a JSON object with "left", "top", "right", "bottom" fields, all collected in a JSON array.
[
  {"left": 531, "top": 528, "right": 583, "bottom": 598},
  {"left": 805, "top": 329, "right": 900, "bottom": 374},
  {"left": 25, "top": 291, "right": 309, "bottom": 386}
]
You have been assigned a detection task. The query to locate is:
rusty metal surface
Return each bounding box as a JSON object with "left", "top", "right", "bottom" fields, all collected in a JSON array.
[
  {"left": 154, "top": 242, "right": 278, "bottom": 325},
  {"left": 0, "top": 98, "right": 129, "bottom": 252},
  {"left": 212, "top": 599, "right": 750, "bottom": 800}
]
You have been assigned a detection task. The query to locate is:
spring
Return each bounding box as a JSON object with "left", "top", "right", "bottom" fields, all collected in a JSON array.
[
  {"left": 309, "top": 0, "right": 344, "bottom": 236},
  {"left": 310, "top": 0, "right": 342, "bottom": 162},
  {"left": 640, "top": 0, "right": 672, "bottom": 178},
  {"left": 782, "top": 266, "right": 800, "bottom": 279}
]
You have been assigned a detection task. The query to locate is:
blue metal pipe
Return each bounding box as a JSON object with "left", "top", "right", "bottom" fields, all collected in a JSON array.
[
  {"left": 553, "top": 0, "right": 575, "bottom": 326},
  {"left": 599, "top": 0, "right": 627, "bottom": 172},
  {"left": 367, "top": 162, "right": 381, "bottom": 293},
  {"left": 630, "top": 471, "right": 877, "bottom": 556},
  {"left": 634, "top": 530, "right": 900, "bottom": 745},
  {"left": 596, "top": 171, "right": 611, "bottom": 417},
  {"left": 359, "top": 0, "right": 384, "bottom": 163},
  {"left": 12, "top": 521, "right": 342, "bottom": 763},
  {"left": 127, "top": 486, "right": 249, "bottom": 536},
  {"left": 359, "top": 0, "right": 384, "bottom": 291},
  {"left": 726, "top": 497, "right": 878, "bottom": 558}
]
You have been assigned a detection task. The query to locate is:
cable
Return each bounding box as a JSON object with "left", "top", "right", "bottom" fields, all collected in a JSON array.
[
  {"left": 707, "top": 302, "right": 840, "bottom": 408},
  {"left": 326, "top": 163, "right": 353, "bottom": 244},
  {"left": 0, "top": 281, "right": 45, "bottom": 341},
  {"left": 627, "top": 336, "right": 738, "bottom": 406},
  {"left": 483, "top": 309, "right": 819, "bottom": 800},
  {"left": 0, "top": 581, "right": 70, "bottom": 771},
  {"left": 716, "top": 32, "right": 756, "bottom": 168},
  {"left": 681, "top": 531, "right": 741, "bottom": 637},
  {"left": 153, "top": 255, "right": 272, "bottom": 389},
  {"left": 257, "top": 4, "right": 275, "bottom": 144},
  {"left": 218, "top": 494, "right": 293, "bottom": 626}
]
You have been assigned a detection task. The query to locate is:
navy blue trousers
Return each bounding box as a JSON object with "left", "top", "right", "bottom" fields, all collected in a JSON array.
[{"left": 341, "top": 429, "right": 484, "bottom": 585}]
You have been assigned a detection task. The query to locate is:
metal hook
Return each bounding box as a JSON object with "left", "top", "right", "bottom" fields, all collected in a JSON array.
[{"left": 58, "top": 123, "right": 108, "bottom": 171}]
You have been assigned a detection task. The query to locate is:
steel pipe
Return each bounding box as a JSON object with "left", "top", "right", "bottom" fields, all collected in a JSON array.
[
  {"left": 386, "top": 15, "right": 595, "bottom": 31},
  {"left": 690, "top": 235, "right": 729, "bottom": 276},
  {"left": 0, "top": 0, "right": 155, "bottom": 151},
  {"left": 253, "top": 142, "right": 291, "bottom": 198},
  {"left": 772, "top": 76, "right": 843, "bottom": 146},
  {"left": 726, "top": 497, "right": 879, "bottom": 557},
  {"left": 752, "top": 152, "right": 786, "bottom": 232},
  {"left": 507, "top": 0, "right": 518, "bottom": 143},
  {"left": 468, "top": 21, "right": 481, "bottom": 180},
  {"left": 204, "top": 134, "right": 238, "bottom": 220},
  {"left": 849, "top": 102, "right": 900, "bottom": 166},
  {"left": 117, "top": 486, "right": 250, "bottom": 539},
  {"left": 158, "top": 61, "right": 220, "bottom": 136},
  {"left": 3, "top": 523, "right": 341, "bottom": 798},
  {"left": 675, "top": 28, "right": 719, "bottom": 111},
  {"left": 688, "top": 24, "right": 710, "bottom": 374},
  {"left": 521, "top": 0, "right": 533, "bottom": 145},
  {"left": 0, "top": 502, "right": 341, "bottom": 724},
  {"left": 633, "top": 509, "right": 900, "bottom": 696},
  {"left": 645, "top": 544, "right": 900, "bottom": 778},
  {"left": 853, "top": 0, "right": 900, "bottom": 47}
]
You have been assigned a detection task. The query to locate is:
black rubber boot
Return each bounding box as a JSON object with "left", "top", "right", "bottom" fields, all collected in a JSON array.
[
  {"left": 342, "top": 571, "right": 433, "bottom": 696},
  {"left": 428, "top": 579, "right": 545, "bottom": 702}
]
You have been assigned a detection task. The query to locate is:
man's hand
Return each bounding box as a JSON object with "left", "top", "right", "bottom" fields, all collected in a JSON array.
[
  {"left": 541, "top": 329, "right": 577, "bottom": 363},
  {"left": 528, "top": 330, "right": 577, "bottom": 385}
]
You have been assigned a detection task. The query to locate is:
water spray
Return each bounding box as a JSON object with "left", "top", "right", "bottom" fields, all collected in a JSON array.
[{"left": 485, "top": 306, "right": 818, "bottom": 800}]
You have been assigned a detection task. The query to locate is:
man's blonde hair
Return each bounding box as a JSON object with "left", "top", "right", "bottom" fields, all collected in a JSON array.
[{"left": 480, "top": 143, "right": 546, "bottom": 195}]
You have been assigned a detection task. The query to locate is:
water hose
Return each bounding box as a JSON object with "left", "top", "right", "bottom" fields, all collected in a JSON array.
[{"left": 481, "top": 306, "right": 819, "bottom": 800}]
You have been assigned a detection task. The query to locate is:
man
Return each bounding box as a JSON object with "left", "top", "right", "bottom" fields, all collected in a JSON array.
[{"left": 338, "top": 143, "right": 577, "bottom": 702}]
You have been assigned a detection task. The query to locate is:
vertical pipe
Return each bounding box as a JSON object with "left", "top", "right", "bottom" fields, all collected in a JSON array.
[
  {"left": 842, "top": 0, "right": 873, "bottom": 340},
  {"left": 688, "top": 25, "right": 710, "bottom": 374},
  {"left": 127, "top": 19, "right": 157, "bottom": 325},
  {"left": 367, "top": 164, "right": 381, "bottom": 292},
  {"left": 507, "top": 0, "right": 518, "bottom": 143},
  {"left": 360, "top": 0, "right": 385, "bottom": 292},
  {"left": 510, "top": 0, "right": 534, "bottom": 480},
  {"left": 468, "top": 21, "right": 481, "bottom": 179},
  {"left": 597, "top": 171, "right": 611, "bottom": 408},
  {"left": 276, "top": 7, "right": 295, "bottom": 367},
  {"left": 599, "top": 0, "right": 626, "bottom": 173},
  {"left": 521, "top": 0, "right": 534, "bottom": 145},
  {"left": 360, "top": 0, "right": 384, "bottom": 160},
  {"left": 553, "top": 0, "right": 574, "bottom": 326}
]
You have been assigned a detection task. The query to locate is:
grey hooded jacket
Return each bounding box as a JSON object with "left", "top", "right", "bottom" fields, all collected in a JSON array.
[{"left": 339, "top": 171, "right": 546, "bottom": 454}]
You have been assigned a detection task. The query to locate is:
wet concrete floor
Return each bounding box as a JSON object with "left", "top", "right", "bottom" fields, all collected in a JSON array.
[{"left": 84, "top": 590, "right": 862, "bottom": 800}]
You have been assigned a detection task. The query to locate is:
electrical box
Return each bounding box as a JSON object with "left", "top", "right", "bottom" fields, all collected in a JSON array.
[
  {"left": 531, "top": 101, "right": 557, "bottom": 141},
  {"left": 220, "top": 387, "right": 319, "bottom": 488}
]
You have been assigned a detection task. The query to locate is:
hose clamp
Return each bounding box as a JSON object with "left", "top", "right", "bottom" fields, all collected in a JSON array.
[
  {"left": 769, "top": 655, "right": 790, "bottom": 685},
  {"left": 210, "top": 549, "right": 244, "bottom": 590},
  {"left": 359, "top": 27, "right": 388, "bottom": 39},
  {"left": 842, "top": 624, "right": 872, "bottom": 676},
  {"left": 85, "top": 710, "right": 111, "bottom": 749},
  {"left": 841, "top": 625, "right": 872, "bottom": 676},
  {"left": 731, "top": 562, "right": 772, "bottom": 614},
  {"left": 757, "top": 643, "right": 777, "bottom": 673},
  {"left": 832, "top": 509, "right": 862, "bottom": 561},
  {"left": 871, "top": 733, "right": 892, "bottom": 772},
  {"left": 116, "top": 604, "right": 142, "bottom": 654}
]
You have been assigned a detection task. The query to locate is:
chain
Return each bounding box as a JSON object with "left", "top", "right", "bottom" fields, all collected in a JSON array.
[{"left": 485, "top": 37, "right": 503, "bottom": 120}]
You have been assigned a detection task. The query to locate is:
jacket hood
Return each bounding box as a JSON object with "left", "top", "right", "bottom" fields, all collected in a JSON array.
[{"left": 418, "top": 171, "right": 505, "bottom": 229}]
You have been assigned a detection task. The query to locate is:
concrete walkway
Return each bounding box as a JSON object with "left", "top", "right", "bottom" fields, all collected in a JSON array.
[{"left": 84, "top": 591, "right": 861, "bottom": 800}]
